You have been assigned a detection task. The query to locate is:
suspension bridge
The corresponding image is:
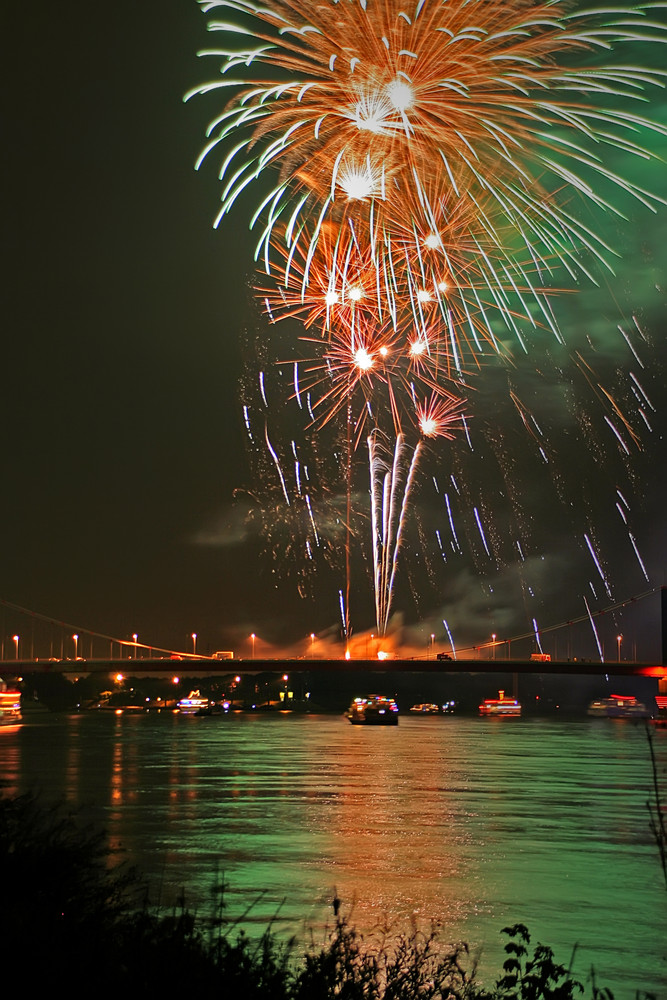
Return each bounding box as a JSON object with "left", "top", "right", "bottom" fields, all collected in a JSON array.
[{"left": 0, "top": 590, "right": 666, "bottom": 684}]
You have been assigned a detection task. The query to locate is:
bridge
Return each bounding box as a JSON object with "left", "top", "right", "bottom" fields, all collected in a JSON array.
[
  {"left": 1, "top": 655, "right": 665, "bottom": 680},
  {"left": 0, "top": 589, "right": 666, "bottom": 692}
]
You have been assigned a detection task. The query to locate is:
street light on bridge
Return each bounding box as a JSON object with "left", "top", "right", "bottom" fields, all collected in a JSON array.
[
  {"left": 73, "top": 634, "right": 78, "bottom": 659},
  {"left": 617, "top": 634, "right": 622, "bottom": 661},
  {"left": 251, "top": 633, "right": 256, "bottom": 659},
  {"left": 192, "top": 632, "right": 197, "bottom": 656},
  {"left": 132, "top": 634, "right": 138, "bottom": 659},
  {"left": 12, "top": 635, "right": 19, "bottom": 659}
]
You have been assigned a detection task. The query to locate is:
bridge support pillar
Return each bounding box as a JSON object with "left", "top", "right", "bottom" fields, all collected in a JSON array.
[{"left": 659, "top": 586, "right": 667, "bottom": 693}]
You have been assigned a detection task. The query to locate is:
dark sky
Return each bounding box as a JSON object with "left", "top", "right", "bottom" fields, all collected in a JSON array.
[{"left": 2, "top": 2, "right": 666, "bottom": 659}]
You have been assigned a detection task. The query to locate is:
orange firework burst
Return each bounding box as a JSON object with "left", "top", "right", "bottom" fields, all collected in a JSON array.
[
  {"left": 415, "top": 392, "right": 466, "bottom": 440},
  {"left": 191, "top": 0, "right": 666, "bottom": 285},
  {"left": 262, "top": 220, "right": 382, "bottom": 332},
  {"left": 260, "top": 212, "right": 473, "bottom": 434},
  {"left": 296, "top": 317, "right": 410, "bottom": 436},
  {"left": 260, "top": 183, "right": 546, "bottom": 398},
  {"left": 291, "top": 305, "right": 468, "bottom": 445}
]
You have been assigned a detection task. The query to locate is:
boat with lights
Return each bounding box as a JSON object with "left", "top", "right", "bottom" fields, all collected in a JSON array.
[
  {"left": 346, "top": 695, "right": 399, "bottom": 725},
  {"left": 653, "top": 695, "right": 667, "bottom": 727},
  {"left": 410, "top": 702, "right": 456, "bottom": 715},
  {"left": 586, "top": 694, "right": 650, "bottom": 719},
  {"left": 0, "top": 680, "right": 21, "bottom": 724},
  {"left": 479, "top": 690, "right": 521, "bottom": 717},
  {"left": 177, "top": 690, "right": 211, "bottom": 714},
  {"left": 410, "top": 703, "right": 441, "bottom": 714}
]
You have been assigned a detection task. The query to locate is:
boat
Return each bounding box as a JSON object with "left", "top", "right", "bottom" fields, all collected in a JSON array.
[
  {"left": 479, "top": 689, "right": 521, "bottom": 717},
  {"left": 346, "top": 695, "right": 399, "bottom": 725},
  {"left": 409, "top": 701, "right": 456, "bottom": 715},
  {"left": 193, "top": 702, "right": 230, "bottom": 716},
  {"left": 587, "top": 694, "right": 650, "bottom": 718},
  {"left": 0, "top": 680, "right": 21, "bottom": 724},
  {"left": 177, "top": 690, "right": 210, "bottom": 714},
  {"left": 653, "top": 695, "right": 667, "bottom": 727}
]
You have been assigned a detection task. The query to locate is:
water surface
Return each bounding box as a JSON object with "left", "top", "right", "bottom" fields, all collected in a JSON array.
[{"left": 2, "top": 711, "right": 664, "bottom": 996}]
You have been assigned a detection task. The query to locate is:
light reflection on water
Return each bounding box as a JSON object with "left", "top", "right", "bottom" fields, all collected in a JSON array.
[{"left": 1, "top": 711, "right": 665, "bottom": 996}]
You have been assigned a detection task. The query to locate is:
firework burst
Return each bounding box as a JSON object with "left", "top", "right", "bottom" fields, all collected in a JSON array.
[
  {"left": 190, "top": 0, "right": 666, "bottom": 641},
  {"left": 189, "top": 0, "right": 666, "bottom": 284}
]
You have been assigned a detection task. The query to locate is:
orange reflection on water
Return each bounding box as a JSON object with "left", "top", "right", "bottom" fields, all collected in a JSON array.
[{"left": 319, "top": 719, "right": 480, "bottom": 936}]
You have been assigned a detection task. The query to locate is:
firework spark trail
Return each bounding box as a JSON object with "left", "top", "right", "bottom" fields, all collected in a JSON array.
[
  {"left": 473, "top": 506, "right": 491, "bottom": 559},
  {"left": 444, "top": 492, "right": 462, "bottom": 554},
  {"left": 338, "top": 588, "right": 347, "bottom": 636},
  {"left": 259, "top": 370, "right": 269, "bottom": 408},
  {"left": 304, "top": 494, "right": 319, "bottom": 546},
  {"left": 619, "top": 325, "right": 645, "bottom": 369},
  {"left": 369, "top": 432, "right": 422, "bottom": 635},
  {"left": 603, "top": 414, "right": 632, "bottom": 454},
  {"left": 442, "top": 619, "right": 457, "bottom": 659},
  {"left": 583, "top": 594, "right": 605, "bottom": 662},
  {"left": 630, "top": 371, "right": 654, "bottom": 410},
  {"left": 584, "top": 532, "right": 613, "bottom": 600},
  {"left": 532, "top": 618, "right": 543, "bottom": 656},
  {"left": 264, "top": 424, "right": 290, "bottom": 505},
  {"left": 242, "top": 403, "right": 253, "bottom": 441},
  {"left": 628, "top": 531, "right": 650, "bottom": 581}
]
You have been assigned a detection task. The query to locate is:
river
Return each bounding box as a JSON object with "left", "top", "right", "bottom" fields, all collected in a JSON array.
[{"left": 1, "top": 710, "right": 665, "bottom": 996}]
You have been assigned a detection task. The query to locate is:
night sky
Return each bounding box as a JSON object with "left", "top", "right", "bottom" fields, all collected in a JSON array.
[{"left": 2, "top": 2, "right": 666, "bottom": 659}]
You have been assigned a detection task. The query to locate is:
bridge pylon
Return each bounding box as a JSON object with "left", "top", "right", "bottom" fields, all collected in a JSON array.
[{"left": 659, "top": 587, "right": 667, "bottom": 695}]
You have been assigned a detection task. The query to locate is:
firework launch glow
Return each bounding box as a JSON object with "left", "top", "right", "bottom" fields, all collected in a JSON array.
[{"left": 189, "top": 0, "right": 666, "bottom": 643}]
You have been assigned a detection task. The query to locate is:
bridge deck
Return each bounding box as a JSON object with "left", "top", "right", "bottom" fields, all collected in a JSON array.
[{"left": 1, "top": 657, "right": 665, "bottom": 677}]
